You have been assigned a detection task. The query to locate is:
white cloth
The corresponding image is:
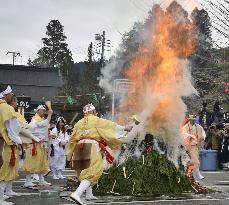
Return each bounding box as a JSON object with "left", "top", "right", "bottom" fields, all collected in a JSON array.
[
  {"left": 77, "top": 139, "right": 100, "bottom": 153},
  {"left": 83, "top": 103, "right": 95, "bottom": 113},
  {"left": 49, "top": 128, "right": 69, "bottom": 171},
  {"left": 0, "top": 85, "right": 12, "bottom": 98},
  {"left": 5, "top": 118, "right": 22, "bottom": 145},
  {"left": 29, "top": 119, "right": 49, "bottom": 142},
  {"left": 34, "top": 105, "right": 46, "bottom": 112},
  {"left": 115, "top": 125, "right": 126, "bottom": 139}
]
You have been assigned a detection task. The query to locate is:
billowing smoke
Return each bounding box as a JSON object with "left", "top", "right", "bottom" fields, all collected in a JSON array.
[{"left": 100, "top": 1, "right": 198, "bottom": 168}]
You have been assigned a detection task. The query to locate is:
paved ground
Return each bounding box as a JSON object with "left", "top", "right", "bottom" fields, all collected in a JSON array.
[{"left": 5, "top": 169, "right": 229, "bottom": 205}]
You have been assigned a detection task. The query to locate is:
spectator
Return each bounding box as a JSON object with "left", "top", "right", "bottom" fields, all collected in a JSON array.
[
  {"left": 199, "top": 101, "right": 211, "bottom": 128},
  {"left": 218, "top": 127, "right": 229, "bottom": 169},
  {"left": 224, "top": 112, "right": 229, "bottom": 123},
  {"left": 205, "top": 124, "right": 221, "bottom": 150},
  {"left": 211, "top": 101, "right": 224, "bottom": 125}
]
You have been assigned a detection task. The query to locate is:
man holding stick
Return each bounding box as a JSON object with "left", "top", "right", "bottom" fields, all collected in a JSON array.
[{"left": 23, "top": 104, "right": 53, "bottom": 187}]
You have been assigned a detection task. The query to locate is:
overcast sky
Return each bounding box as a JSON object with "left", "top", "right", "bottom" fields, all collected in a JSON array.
[{"left": 0, "top": 0, "right": 203, "bottom": 65}]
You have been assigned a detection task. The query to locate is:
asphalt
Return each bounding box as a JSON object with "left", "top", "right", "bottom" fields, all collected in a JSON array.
[{"left": 4, "top": 169, "right": 229, "bottom": 205}]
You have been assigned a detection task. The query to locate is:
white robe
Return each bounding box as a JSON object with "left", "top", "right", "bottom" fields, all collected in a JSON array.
[{"left": 49, "top": 128, "right": 69, "bottom": 171}]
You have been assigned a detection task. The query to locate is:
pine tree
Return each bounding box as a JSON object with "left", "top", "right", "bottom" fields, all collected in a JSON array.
[
  {"left": 191, "top": 8, "right": 213, "bottom": 68},
  {"left": 87, "top": 42, "right": 94, "bottom": 63},
  {"left": 31, "top": 19, "right": 74, "bottom": 95},
  {"left": 37, "top": 20, "right": 71, "bottom": 67}
]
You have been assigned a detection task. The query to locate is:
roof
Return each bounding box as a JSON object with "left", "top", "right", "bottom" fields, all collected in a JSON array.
[{"left": 0, "top": 64, "right": 62, "bottom": 102}]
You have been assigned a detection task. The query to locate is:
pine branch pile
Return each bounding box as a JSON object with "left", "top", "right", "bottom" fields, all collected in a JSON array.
[{"left": 95, "top": 151, "right": 198, "bottom": 196}]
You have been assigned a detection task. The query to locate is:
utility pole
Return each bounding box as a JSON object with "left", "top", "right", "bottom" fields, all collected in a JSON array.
[
  {"left": 6, "top": 51, "right": 21, "bottom": 65},
  {"left": 101, "top": 31, "right": 105, "bottom": 68},
  {"left": 95, "top": 31, "right": 111, "bottom": 69},
  {"left": 94, "top": 31, "right": 111, "bottom": 115}
]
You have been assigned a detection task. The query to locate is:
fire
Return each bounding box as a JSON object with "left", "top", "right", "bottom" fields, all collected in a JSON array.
[{"left": 120, "top": 2, "right": 197, "bottom": 143}]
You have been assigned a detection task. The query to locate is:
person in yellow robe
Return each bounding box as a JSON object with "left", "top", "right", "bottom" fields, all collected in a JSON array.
[
  {"left": 67, "top": 103, "right": 132, "bottom": 205},
  {"left": 10, "top": 96, "right": 41, "bottom": 169},
  {"left": 182, "top": 115, "right": 206, "bottom": 180},
  {"left": 23, "top": 105, "right": 53, "bottom": 187},
  {"left": 0, "top": 84, "right": 22, "bottom": 203}
]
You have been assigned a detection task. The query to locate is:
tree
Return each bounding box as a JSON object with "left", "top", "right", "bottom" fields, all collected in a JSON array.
[
  {"left": 87, "top": 42, "right": 94, "bottom": 63},
  {"left": 31, "top": 20, "right": 74, "bottom": 95},
  {"left": 27, "top": 58, "right": 33, "bottom": 66},
  {"left": 83, "top": 42, "right": 98, "bottom": 93},
  {"left": 191, "top": 8, "right": 213, "bottom": 68},
  {"left": 37, "top": 20, "right": 72, "bottom": 67}
]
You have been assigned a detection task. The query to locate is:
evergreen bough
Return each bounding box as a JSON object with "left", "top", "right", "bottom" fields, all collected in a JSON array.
[{"left": 96, "top": 151, "right": 194, "bottom": 196}]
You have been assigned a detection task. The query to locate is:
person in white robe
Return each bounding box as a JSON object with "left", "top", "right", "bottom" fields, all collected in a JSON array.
[{"left": 49, "top": 117, "right": 69, "bottom": 179}]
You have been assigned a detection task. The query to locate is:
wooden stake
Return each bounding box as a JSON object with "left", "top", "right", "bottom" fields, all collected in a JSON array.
[
  {"left": 111, "top": 180, "right": 116, "bottom": 193},
  {"left": 123, "top": 166, "right": 127, "bottom": 178},
  {"left": 132, "top": 182, "right": 136, "bottom": 195}
]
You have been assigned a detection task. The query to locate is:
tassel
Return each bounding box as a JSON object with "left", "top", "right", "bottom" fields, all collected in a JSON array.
[
  {"left": 32, "top": 140, "right": 37, "bottom": 156},
  {"left": 9, "top": 145, "right": 16, "bottom": 167}
]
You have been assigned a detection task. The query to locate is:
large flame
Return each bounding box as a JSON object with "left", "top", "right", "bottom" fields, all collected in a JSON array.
[{"left": 120, "top": 3, "right": 197, "bottom": 148}]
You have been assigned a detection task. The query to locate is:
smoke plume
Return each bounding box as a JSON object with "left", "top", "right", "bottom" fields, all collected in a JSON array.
[{"left": 100, "top": 1, "right": 198, "bottom": 167}]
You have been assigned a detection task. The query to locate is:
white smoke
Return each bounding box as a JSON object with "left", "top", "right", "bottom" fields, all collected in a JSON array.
[
  {"left": 99, "top": 2, "right": 198, "bottom": 168},
  {"left": 138, "top": 59, "right": 197, "bottom": 167}
]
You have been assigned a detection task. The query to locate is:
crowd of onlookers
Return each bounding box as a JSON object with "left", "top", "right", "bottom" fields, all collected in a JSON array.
[{"left": 198, "top": 101, "right": 229, "bottom": 169}]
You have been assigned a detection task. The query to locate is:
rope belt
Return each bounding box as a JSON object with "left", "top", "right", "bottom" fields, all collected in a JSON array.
[
  {"left": 79, "top": 138, "right": 114, "bottom": 164},
  {"left": 32, "top": 140, "right": 37, "bottom": 156},
  {"left": 10, "top": 145, "right": 16, "bottom": 167}
]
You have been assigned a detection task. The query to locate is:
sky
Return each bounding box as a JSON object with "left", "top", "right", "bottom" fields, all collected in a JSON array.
[{"left": 0, "top": 0, "right": 213, "bottom": 65}]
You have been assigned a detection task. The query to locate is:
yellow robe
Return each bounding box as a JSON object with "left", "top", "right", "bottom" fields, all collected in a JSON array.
[
  {"left": 23, "top": 114, "right": 49, "bottom": 174},
  {"left": 0, "top": 99, "right": 19, "bottom": 181},
  {"left": 15, "top": 112, "right": 33, "bottom": 145},
  {"left": 67, "top": 114, "right": 123, "bottom": 185}
]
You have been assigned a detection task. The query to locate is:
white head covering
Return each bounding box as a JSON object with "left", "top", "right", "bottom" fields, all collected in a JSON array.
[
  {"left": 56, "top": 116, "right": 66, "bottom": 123},
  {"left": 83, "top": 103, "right": 96, "bottom": 114},
  {"left": 34, "top": 105, "right": 46, "bottom": 112},
  {"left": 0, "top": 85, "right": 12, "bottom": 98},
  {"left": 188, "top": 114, "right": 197, "bottom": 120}
]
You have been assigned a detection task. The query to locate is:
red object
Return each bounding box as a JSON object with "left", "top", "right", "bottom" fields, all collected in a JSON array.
[
  {"left": 182, "top": 117, "right": 189, "bottom": 126},
  {"left": 79, "top": 138, "right": 114, "bottom": 164},
  {"left": 10, "top": 145, "right": 16, "bottom": 167},
  {"left": 32, "top": 140, "right": 37, "bottom": 156},
  {"left": 225, "top": 82, "right": 229, "bottom": 94}
]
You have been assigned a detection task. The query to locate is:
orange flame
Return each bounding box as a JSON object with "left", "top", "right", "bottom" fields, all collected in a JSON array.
[{"left": 120, "top": 3, "right": 197, "bottom": 141}]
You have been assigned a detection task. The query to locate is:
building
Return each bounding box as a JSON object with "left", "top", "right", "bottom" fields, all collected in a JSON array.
[{"left": 0, "top": 64, "right": 62, "bottom": 117}]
